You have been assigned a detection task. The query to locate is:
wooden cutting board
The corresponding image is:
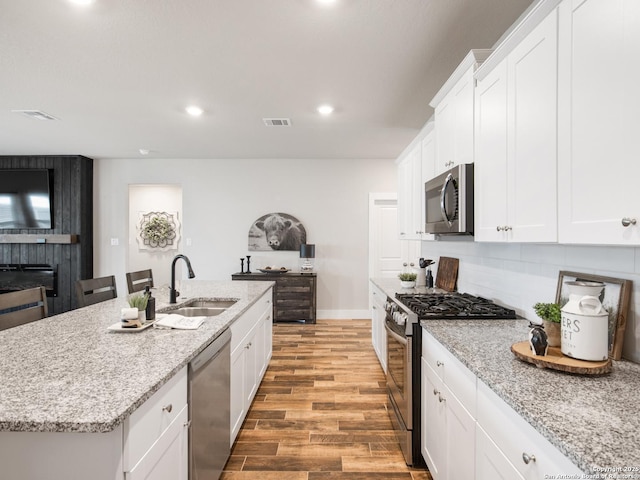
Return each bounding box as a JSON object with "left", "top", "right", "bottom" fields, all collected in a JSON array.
[
  {"left": 511, "top": 341, "right": 611, "bottom": 375},
  {"left": 435, "top": 257, "right": 459, "bottom": 292}
]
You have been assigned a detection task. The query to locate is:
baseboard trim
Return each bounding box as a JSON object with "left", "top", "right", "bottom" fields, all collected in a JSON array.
[{"left": 316, "top": 309, "right": 370, "bottom": 320}]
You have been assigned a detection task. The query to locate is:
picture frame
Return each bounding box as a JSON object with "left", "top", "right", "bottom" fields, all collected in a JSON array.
[{"left": 555, "top": 271, "right": 632, "bottom": 360}]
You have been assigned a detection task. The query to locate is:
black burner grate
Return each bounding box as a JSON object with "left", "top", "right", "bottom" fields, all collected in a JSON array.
[{"left": 396, "top": 292, "right": 516, "bottom": 320}]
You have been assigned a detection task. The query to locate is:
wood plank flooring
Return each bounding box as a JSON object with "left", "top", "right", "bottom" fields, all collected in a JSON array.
[{"left": 221, "top": 319, "right": 432, "bottom": 480}]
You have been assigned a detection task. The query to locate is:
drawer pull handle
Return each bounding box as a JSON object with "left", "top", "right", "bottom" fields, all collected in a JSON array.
[
  {"left": 522, "top": 453, "right": 536, "bottom": 464},
  {"left": 622, "top": 217, "right": 637, "bottom": 227},
  {"left": 436, "top": 360, "right": 444, "bottom": 367},
  {"left": 438, "top": 394, "right": 445, "bottom": 403},
  {"left": 162, "top": 404, "right": 173, "bottom": 413},
  {"left": 183, "top": 420, "right": 191, "bottom": 428},
  {"left": 433, "top": 388, "right": 439, "bottom": 396}
]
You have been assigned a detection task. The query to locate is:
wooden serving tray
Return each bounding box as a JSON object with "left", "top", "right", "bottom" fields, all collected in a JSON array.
[{"left": 511, "top": 341, "right": 612, "bottom": 375}]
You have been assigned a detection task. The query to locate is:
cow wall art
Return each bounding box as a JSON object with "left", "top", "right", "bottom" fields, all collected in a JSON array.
[{"left": 248, "top": 212, "right": 307, "bottom": 251}]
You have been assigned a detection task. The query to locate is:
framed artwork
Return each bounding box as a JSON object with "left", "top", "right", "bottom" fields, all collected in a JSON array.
[
  {"left": 555, "top": 271, "right": 632, "bottom": 360},
  {"left": 248, "top": 212, "right": 307, "bottom": 251},
  {"left": 137, "top": 211, "right": 180, "bottom": 251}
]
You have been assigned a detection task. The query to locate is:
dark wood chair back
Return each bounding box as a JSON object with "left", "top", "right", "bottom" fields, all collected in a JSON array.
[
  {"left": 0, "top": 287, "right": 48, "bottom": 331},
  {"left": 76, "top": 275, "right": 117, "bottom": 307},
  {"left": 126, "top": 269, "right": 154, "bottom": 294}
]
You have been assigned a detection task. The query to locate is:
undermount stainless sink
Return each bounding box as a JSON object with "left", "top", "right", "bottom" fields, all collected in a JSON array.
[{"left": 171, "top": 299, "right": 237, "bottom": 317}]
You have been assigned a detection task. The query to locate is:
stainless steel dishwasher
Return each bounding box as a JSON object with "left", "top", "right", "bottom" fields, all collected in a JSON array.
[{"left": 188, "top": 328, "right": 231, "bottom": 480}]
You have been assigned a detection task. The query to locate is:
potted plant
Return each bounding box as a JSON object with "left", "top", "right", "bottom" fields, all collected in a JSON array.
[
  {"left": 533, "top": 302, "right": 561, "bottom": 347},
  {"left": 129, "top": 294, "right": 149, "bottom": 323},
  {"left": 398, "top": 272, "right": 417, "bottom": 289}
]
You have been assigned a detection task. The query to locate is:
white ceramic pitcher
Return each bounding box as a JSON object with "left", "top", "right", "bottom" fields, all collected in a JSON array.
[{"left": 560, "top": 281, "right": 608, "bottom": 361}]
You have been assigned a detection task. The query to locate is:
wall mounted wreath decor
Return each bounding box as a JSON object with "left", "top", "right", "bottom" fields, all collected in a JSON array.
[{"left": 137, "top": 211, "right": 180, "bottom": 251}]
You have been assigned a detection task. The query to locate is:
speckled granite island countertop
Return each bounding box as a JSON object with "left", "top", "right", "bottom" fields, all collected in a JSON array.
[
  {"left": 371, "top": 278, "right": 640, "bottom": 475},
  {"left": 0, "top": 280, "right": 273, "bottom": 434}
]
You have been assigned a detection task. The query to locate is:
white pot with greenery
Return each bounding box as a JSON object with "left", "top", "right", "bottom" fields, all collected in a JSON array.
[
  {"left": 533, "top": 302, "right": 561, "bottom": 347},
  {"left": 398, "top": 272, "right": 417, "bottom": 289},
  {"left": 129, "top": 294, "right": 149, "bottom": 323}
]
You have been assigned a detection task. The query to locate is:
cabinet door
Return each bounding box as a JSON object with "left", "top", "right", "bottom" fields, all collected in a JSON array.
[
  {"left": 230, "top": 342, "right": 247, "bottom": 444},
  {"left": 397, "top": 155, "right": 413, "bottom": 239},
  {"left": 508, "top": 9, "right": 558, "bottom": 242},
  {"left": 421, "top": 359, "right": 446, "bottom": 479},
  {"left": 420, "top": 128, "right": 436, "bottom": 241},
  {"left": 476, "top": 425, "right": 524, "bottom": 480},
  {"left": 126, "top": 405, "right": 188, "bottom": 480},
  {"left": 443, "top": 383, "right": 476, "bottom": 480},
  {"left": 558, "top": 0, "right": 640, "bottom": 244},
  {"left": 474, "top": 60, "right": 508, "bottom": 242}
]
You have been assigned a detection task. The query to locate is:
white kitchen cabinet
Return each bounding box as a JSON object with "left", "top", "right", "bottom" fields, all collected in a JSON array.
[
  {"left": 370, "top": 281, "right": 387, "bottom": 373},
  {"left": 397, "top": 121, "right": 436, "bottom": 241},
  {"left": 125, "top": 404, "right": 188, "bottom": 480},
  {"left": 476, "top": 424, "right": 524, "bottom": 480},
  {"left": 557, "top": 0, "right": 640, "bottom": 244},
  {"left": 421, "top": 331, "right": 476, "bottom": 480},
  {"left": 475, "top": 9, "right": 558, "bottom": 242},
  {"left": 230, "top": 288, "right": 273, "bottom": 444},
  {"left": 476, "top": 379, "right": 582, "bottom": 479},
  {"left": 430, "top": 50, "right": 492, "bottom": 176}
]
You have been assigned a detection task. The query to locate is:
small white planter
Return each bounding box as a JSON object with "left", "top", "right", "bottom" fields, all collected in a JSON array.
[{"left": 400, "top": 281, "right": 416, "bottom": 289}]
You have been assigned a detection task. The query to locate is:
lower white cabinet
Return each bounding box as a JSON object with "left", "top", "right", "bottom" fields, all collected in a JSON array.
[
  {"left": 421, "top": 331, "right": 476, "bottom": 480},
  {"left": 230, "top": 288, "right": 273, "bottom": 444},
  {"left": 422, "top": 329, "right": 583, "bottom": 479},
  {"left": 125, "top": 404, "right": 188, "bottom": 480},
  {"left": 370, "top": 281, "right": 387, "bottom": 372}
]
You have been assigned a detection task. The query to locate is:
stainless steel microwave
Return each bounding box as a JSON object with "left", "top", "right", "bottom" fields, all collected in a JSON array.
[{"left": 424, "top": 163, "right": 474, "bottom": 235}]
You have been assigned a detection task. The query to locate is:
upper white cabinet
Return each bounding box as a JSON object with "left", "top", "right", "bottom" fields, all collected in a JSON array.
[
  {"left": 475, "top": 8, "right": 559, "bottom": 242},
  {"left": 397, "top": 121, "right": 436, "bottom": 241},
  {"left": 557, "top": 0, "right": 640, "bottom": 244},
  {"left": 430, "top": 50, "right": 492, "bottom": 176}
]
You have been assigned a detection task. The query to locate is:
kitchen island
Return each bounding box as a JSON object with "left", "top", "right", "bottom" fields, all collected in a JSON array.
[
  {"left": 372, "top": 278, "right": 640, "bottom": 477},
  {"left": 0, "top": 279, "right": 273, "bottom": 479}
]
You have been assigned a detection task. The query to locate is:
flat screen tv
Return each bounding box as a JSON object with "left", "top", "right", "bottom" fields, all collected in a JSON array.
[{"left": 0, "top": 169, "right": 53, "bottom": 229}]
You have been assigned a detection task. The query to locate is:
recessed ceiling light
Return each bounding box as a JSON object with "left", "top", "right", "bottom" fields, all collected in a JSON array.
[
  {"left": 139, "top": 149, "right": 150, "bottom": 155},
  {"left": 185, "top": 105, "right": 204, "bottom": 117},
  {"left": 317, "top": 104, "right": 334, "bottom": 116},
  {"left": 69, "top": 0, "right": 95, "bottom": 5},
  {"left": 317, "top": 0, "right": 337, "bottom": 5}
]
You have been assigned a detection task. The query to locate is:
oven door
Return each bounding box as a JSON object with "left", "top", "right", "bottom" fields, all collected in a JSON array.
[{"left": 385, "top": 320, "right": 412, "bottom": 429}]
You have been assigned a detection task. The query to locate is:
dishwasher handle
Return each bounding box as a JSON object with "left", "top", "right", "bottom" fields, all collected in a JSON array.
[{"left": 190, "top": 328, "right": 232, "bottom": 373}]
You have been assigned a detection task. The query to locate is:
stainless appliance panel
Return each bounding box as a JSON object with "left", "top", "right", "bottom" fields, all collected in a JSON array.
[
  {"left": 424, "top": 163, "right": 474, "bottom": 235},
  {"left": 385, "top": 323, "right": 412, "bottom": 429},
  {"left": 188, "top": 328, "right": 232, "bottom": 480}
]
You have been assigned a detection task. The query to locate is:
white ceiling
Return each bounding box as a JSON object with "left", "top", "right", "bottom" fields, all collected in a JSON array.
[{"left": 0, "top": 0, "right": 535, "bottom": 160}]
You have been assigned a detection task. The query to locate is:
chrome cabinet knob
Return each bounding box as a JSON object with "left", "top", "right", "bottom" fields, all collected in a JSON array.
[
  {"left": 162, "top": 404, "right": 173, "bottom": 413},
  {"left": 433, "top": 388, "right": 439, "bottom": 396},
  {"left": 522, "top": 452, "right": 536, "bottom": 464},
  {"left": 622, "top": 217, "right": 637, "bottom": 227},
  {"left": 436, "top": 360, "right": 444, "bottom": 367},
  {"left": 438, "top": 394, "right": 446, "bottom": 403},
  {"left": 496, "top": 226, "right": 503, "bottom": 232},
  {"left": 505, "top": 226, "right": 512, "bottom": 231}
]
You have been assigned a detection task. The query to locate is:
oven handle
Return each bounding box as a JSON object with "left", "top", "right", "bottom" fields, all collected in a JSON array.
[{"left": 385, "top": 321, "right": 407, "bottom": 346}]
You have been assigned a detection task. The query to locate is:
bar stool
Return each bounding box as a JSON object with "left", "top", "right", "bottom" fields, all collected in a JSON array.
[{"left": 0, "top": 286, "right": 48, "bottom": 331}]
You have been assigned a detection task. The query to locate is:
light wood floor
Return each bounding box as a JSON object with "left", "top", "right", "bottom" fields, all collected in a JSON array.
[{"left": 221, "top": 319, "right": 432, "bottom": 480}]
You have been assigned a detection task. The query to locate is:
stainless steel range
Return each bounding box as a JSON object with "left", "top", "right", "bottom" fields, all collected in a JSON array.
[{"left": 384, "top": 290, "right": 516, "bottom": 467}]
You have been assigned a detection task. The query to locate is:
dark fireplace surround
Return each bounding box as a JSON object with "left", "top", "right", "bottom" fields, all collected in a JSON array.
[{"left": 0, "top": 156, "right": 93, "bottom": 314}]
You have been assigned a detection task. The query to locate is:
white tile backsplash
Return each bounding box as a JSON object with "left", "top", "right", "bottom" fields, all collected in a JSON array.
[{"left": 420, "top": 240, "right": 639, "bottom": 363}]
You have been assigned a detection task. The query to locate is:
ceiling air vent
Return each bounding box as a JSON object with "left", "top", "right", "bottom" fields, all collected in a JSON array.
[
  {"left": 263, "top": 118, "right": 291, "bottom": 127},
  {"left": 12, "top": 110, "right": 59, "bottom": 121}
]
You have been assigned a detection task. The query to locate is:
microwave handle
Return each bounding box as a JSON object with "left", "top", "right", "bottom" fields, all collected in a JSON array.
[{"left": 440, "top": 172, "right": 454, "bottom": 227}]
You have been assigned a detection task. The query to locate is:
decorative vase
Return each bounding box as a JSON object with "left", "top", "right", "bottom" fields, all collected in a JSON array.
[
  {"left": 400, "top": 281, "right": 416, "bottom": 289},
  {"left": 561, "top": 281, "right": 608, "bottom": 361},
  {"left": 542, "top": 320, "right": 561, "bottom": 347}
]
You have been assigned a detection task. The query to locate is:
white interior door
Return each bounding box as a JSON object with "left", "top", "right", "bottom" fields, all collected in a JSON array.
[{"left": 369, "top": 193, "right": 419, "bottom": 279}]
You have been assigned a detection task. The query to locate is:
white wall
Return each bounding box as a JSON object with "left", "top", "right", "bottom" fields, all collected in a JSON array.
[
  {"left": 94, "top": 157, "right": 396, "bottom": 318},
  {"left": 420, "top": 239, "right": 640, "bottom": 362}
]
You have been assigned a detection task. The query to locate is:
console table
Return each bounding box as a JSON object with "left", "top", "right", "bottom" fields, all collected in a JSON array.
[{"left": 231, "top": 272, "right": 316, "bottom": 324}]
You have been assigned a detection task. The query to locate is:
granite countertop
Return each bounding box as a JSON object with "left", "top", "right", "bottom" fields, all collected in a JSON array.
[
  {"left": 371, "top": 278, "right": 640, "bottom": 475},
  {"left": 0, "top": 280, "right": 273, "bottom": 434}
]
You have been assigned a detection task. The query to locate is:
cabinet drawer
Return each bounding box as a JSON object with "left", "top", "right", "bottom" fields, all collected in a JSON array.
[
  {"left": 123, "top": 367, "right": 188, "bottom": 471},
  {"left": 477, "top": 380, "right": 582, "bottom": 478},
  {"left": 422, "top": 330, "right": 476, "bottom": 416}
]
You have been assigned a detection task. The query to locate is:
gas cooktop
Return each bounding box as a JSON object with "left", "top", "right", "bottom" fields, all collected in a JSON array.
[{"left": 396, "top": 292, "right": 516, "bottom": 320}]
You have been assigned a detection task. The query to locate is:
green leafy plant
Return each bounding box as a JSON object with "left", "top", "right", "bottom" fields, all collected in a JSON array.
[
  {"left": 398, "top": 272, "right": 417, "bottom": 282},
  {"left": 128, "top": 294, "right": 149, "bottom": 311},
  {"left": 533, "top": 302, "right": 561, "bottom": 323}
]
